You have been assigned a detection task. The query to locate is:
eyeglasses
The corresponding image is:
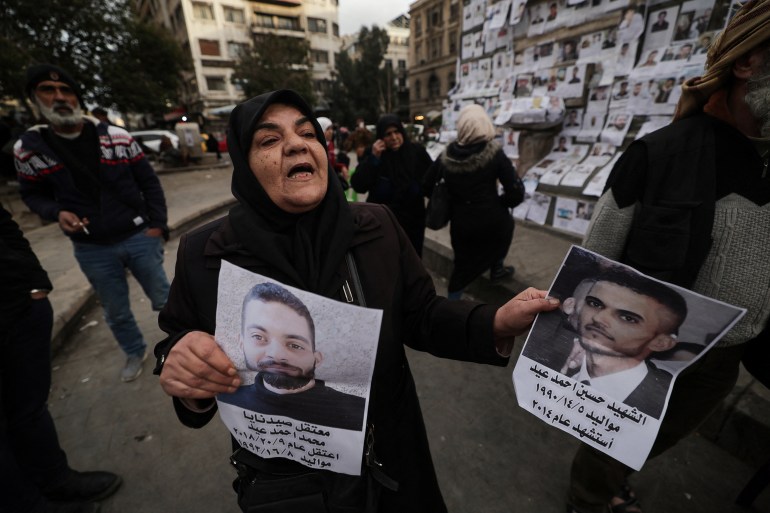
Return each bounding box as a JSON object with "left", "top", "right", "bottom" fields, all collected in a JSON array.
[{"left": 35, "top": 84, "right": 76, "bottom": 96}]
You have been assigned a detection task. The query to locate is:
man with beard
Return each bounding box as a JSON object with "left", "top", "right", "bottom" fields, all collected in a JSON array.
[
  {"left": 566, "top": 2, "right": 770, "bottom": 512},
  {"left": 525, "top": 269, "right": 686, "bottom": 419},
  {"left": 14, "top": 64, "right": 170, "bottom": 383},
  {"left": 217, "top": 282, "right": 366, "bottom": 431}
]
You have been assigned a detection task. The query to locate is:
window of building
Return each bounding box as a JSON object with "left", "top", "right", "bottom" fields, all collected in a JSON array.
[
  {"left": 311, "top": 49, "right": 329, "bottom": 64},
  {"left": 228, "top": 41, "right": 249, "bottom": 58},
  {"left": 192, "top": 2, "right": 214, "bottom": 20},
  {"left": 414, "top": 15, "right": 421, "bottom": 37},
  {"left": 384, "top": 59, "right": 393, "bottom": 69},
  {"left": 428, "top": 75, "right": 440, "bottom": 99},
  {"left": 199, "top": 39, "right": 221, "bottom": 56},
  {"left": 450, "top": 1, "right": 460, "bottom": 21},
  {"left": 429, "top": 35, "right": 441, "bottom": 59},
  {"left": 276, "top": 15, "right": 301, "bottom": 31},
  {"left": 254, "top": 13, "right": 274, "bottom": 28},
  {"left": 398, "top": 59, "right": 406, "bottom": 69},
  {"left": 206, "top": 76, "right": 227, "bottom": 91},
  {"left": 414, "top": 79, "right": 421, "bottom": 100},
  {"left": 398, "top": 76, "right": 406, "bottom": 88},
  {"left": 333, "top": 22, "right": 339, "bottom": 37},
  {"left": 415, "top": 41, "right": 423, "bottom": 63},
  {"left": 223, "top": 6, "right": 245, "bottom": 24},
  {"left": 447, "top": 72, "right": 456, "bottom": 92},
  {"left": 307, "top": 17, "right": 327, "bottom": 34},
  {"left": 429, "top": 6, "right": 442, "bottom": 27},
  {"left": 449, "top": 31, "right": 457, "bottom": 54}
]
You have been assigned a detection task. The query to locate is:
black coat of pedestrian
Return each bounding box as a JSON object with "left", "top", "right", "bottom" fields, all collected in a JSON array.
[
  {"left": 350, "top": 115, "right": 433, "bottom": 256},
  {"left": 424, "top": 140, "right": 524, "bottom": 293}
]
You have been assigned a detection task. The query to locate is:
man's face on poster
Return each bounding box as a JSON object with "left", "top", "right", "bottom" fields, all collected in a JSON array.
[
  {"left": 566, "top": 281, "right": 677, "bottom": 359},
  {"left": 242, "top": 299, "right": 322, "bottom": 392}
]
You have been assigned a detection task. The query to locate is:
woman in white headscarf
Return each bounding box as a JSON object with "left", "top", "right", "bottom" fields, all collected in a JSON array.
[
  {"left": 423, "top": 104, "right": 524, "bottom": 299},
  {"left": 317, "top": 116, "right": 349, "bottom": 189}
]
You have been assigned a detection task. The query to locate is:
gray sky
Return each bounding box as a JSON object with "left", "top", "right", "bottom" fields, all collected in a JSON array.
[{"left": 338, "top": 0, "right": 413, "bottom": 36}]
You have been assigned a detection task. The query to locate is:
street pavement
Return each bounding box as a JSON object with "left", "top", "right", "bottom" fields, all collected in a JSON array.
[{"left": 12, "top": 162, "right": 770, "bottom": 512}]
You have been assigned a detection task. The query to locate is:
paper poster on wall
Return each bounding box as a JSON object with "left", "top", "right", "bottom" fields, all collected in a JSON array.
[
  {"left": 560, "top": 163, "right": 597, "bottom": 188},
  {"left": 526, "top": 192, "right": 553, "bottom": 224},
  {"left": 617, "top": 5, "right": 646, "bottom": 43},
  {"left": 513, "top": 246, "right": 745, "bottom": 470},
  {"left": 643, "top": 6, "right": 680, "bottom": 51},
  {"left": 576, "top": 111, "right": 605, "bottom": 143},
  {"left": 511, "top": 0, "right": 529, "bottom": 24},
  {"left": 214, "top": 261, "right": 383, "bottom": 476},
  {"left": 582, "top": 153, "right": 620, "bottom": 196},
  {"left": 600, "top": 110, "right": 632, "bottom": 146},
  {"left": 512, "top": 176, "right": 539, "bottom": 219},
  {"left": 503, "top": 128, "right": 521, "bottom": 157},
  {"left": 551, "top": 196, "right": 593, "bottom": 234}
]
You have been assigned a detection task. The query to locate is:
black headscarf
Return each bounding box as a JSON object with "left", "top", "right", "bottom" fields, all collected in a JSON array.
[
  {"left": 374, "top": 113, "right": 422, "bottom": 189},
  {"left": 227, "top": 90, "right": 354, "bottom": 295}
]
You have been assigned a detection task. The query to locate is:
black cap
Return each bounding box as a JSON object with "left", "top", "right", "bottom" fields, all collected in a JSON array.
[{"left": 25, "top": 64, "right": 83, "bottom": 105}]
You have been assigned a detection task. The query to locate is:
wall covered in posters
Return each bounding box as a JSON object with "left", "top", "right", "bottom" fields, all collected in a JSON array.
[{"left": 440, "top": 0, "right": 736, "bottom": 237}]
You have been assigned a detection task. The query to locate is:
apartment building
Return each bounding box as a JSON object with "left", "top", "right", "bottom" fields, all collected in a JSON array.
[
  {"left": 133, "top": 0, "right": 341, "bottom": 116},
  {"left": 408, "top": 0, "right": 461, "bottom": 122}
]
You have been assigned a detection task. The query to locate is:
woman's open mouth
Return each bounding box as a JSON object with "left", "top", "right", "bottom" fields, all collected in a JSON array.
[{"left": 288, "top": 163, "right": 314, "bottom": 179}]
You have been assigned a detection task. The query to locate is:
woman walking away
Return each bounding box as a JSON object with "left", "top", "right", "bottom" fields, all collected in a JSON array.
[{"left": 424, "top": 104, "right": 524, "bottom": 299}]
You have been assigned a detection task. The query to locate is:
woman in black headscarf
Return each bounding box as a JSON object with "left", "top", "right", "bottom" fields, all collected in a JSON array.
[
  {"left": 350, "top": 114, "right": 433, "bottom": 256},
  {"left": 154, "top": 90, "right": 557, "bottom": 513}
]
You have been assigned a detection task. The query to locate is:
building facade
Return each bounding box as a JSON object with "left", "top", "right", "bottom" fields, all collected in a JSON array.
[
  {"left": 408, "top": 0, "right": 461, "bottom": 123},
  {"left": 133, "top": 0, "right": 342, "bottom": 117}
]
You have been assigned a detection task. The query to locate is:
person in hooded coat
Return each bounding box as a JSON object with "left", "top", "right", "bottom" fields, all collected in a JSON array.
[
  {"left": 350, "top": 114, "right": 433, "bottom": 256},
  {"left": 153, "top": 90, "right": 559, "bottom": 513},
  {"left": 423, "top": 105, "right": 525, "bottom": 299}
]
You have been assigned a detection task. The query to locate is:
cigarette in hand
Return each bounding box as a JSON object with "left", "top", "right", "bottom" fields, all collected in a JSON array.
[{"left": 79, "top": 222, "right": 90, "bottom": 235}]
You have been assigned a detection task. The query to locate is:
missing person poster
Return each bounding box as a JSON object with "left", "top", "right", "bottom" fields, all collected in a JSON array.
[
  {"left": 513, "top": 246, "right": 745, "bottom": 470},
  {"left": 214, "top": 261, "right": 382, "bottom": 475}
]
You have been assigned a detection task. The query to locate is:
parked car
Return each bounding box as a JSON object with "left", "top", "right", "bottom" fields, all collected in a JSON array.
[{"left": 129, "top": 130, "right": 179, "bottom": 154}]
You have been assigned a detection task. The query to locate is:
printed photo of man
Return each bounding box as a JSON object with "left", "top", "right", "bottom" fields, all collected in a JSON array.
[
  {"left": 218, "top": 282, "right": 366, "bottom": 431},
  {"left": 523, "top": 264, "right": 688, "bottom": 419}
]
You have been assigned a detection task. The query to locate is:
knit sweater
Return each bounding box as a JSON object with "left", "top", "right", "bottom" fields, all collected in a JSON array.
[{"left": 584, "top": 191, "right": 770, "bottom": 346}]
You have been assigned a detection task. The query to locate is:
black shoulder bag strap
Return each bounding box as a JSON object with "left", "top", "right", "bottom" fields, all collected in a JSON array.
[{"left": 342, "top": 252, "right": 399, "bottom": 511}]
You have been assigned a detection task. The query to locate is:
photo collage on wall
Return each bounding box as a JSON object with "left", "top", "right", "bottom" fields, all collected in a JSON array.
[{"left": 442, "top": 0, "right": 736, "bottom": 236}]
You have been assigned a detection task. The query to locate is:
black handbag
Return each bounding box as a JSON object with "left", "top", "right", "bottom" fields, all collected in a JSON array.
[{"left": 425, "top": 169, "right": 451, "bottom": 230}]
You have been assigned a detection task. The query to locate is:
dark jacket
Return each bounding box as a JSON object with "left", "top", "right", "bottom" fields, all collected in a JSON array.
[
  {"left": 424, "top": 141, "right": 524, "bottom": 292},
  {"left": 15, "top": 118, "right": 168, "bottom": 244},
  {"left": 350, "top": 120, "right": 433, "bottom": 256},
  {"left": 606, "top": 113, "right": 767, "bottom": 288},
  {"left": 155, "top": 202, "right": 507, "bottom": 513},
  {"left": 0, "top": 206, "right": 53, "bottom": 332}
]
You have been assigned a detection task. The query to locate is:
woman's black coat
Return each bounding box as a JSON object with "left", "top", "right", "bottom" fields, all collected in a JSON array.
[{"left": 155, "top": 203, "right": 508, "bottom": 513}]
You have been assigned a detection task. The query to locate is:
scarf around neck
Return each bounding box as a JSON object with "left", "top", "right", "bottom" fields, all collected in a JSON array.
[{"left": 226, "top": 90, "right": 354, "bottom": 295}]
